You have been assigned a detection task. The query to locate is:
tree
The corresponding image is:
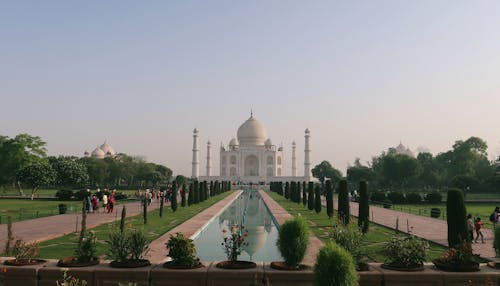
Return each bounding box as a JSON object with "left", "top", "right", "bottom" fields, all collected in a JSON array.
[
  {"left": 16, "top": 162, "right": 56, "bottom": 200},
  {"left": 358, "top": 181, "right": 369, "bottom": 233},
  {"left": 296, "top": 181, "right": 302, "bottom": 204},
  {"left": 307, "top": 182, "right": 314, "bottom": 211},
  {"left": 187, "top": 183, "right": 193, "bottom": 206},
  {"left": 171, "top": 181, "right": 178, "bottom": 212},
  {"left": 373, "top": 153, "right": 420, "bottom": 187},
  {"left": 302, "top": 181, "right": 307, "bottom": 206},
  {"left": 193, "top": 181, "right": 199, "bottom": 204},
  {"left": 346, "top": 159, "right": 375, "bottom": 185},
  {"left": 181, "top": 183, "right": 187, "bottom": 207},
  {"left": 338, "top": 179, "right": 350, "bottom": 225},
  {"left": 446, "top": 189, "right": 467, "bottom": 247},
  {"left": 312, "top": 161, "right": 342, "bottom": 185},
  {"left": 79, "top": 157, "right": 108, "bottom": 187},
  {"left": 314, "top": 184, "right": 321, "bottom": 214},
  {"left": 325, "top": 180, "right": 334, "bottom": 218},
  {"left": 49, "top": 157, "right": 89, "bottom": 189},
  {"left": 284, "top": 182, "right": 290, "bottom": 200}
]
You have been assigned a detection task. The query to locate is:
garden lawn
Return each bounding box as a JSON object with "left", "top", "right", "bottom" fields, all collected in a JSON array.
[
  {"left": 36, "top": 191, "right": 231, "bottom": 259},
  {"left": 267, "top": 192, "right": 445, "bottom": 263}
]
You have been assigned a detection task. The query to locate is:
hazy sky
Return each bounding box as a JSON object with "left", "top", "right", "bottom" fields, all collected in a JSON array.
[{"left": 1, "top": 1, "right": 500, "bottom": 177}]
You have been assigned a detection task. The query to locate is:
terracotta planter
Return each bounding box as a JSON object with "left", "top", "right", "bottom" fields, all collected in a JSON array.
[
  {"left": 269, "top": 261, "right": 310, "bottom": 271},
  {"left": 163, "top": 261, "right": 205, "bottom": 269},
  {"left": 3, "top": 259, "right": 46, "bottom": 266},
  {"left": 215, "top": 260, "right": 256, "bottom": 269},
  {"left": 57, "top": 256, "right": 100, "bottom": 267},
  {"left": 109, "top": 259, "right": 151, "bottom": 268},
  {"left": 432, "top": 259, "right": 480, "bottom": 272},
  {"left": 381, "top": 263, "right": 425, "bottom": 272}
]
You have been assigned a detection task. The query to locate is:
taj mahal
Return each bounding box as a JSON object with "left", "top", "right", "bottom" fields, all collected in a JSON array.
[{"left": 192, "top": 114, "right": 312, "bottom": 183}]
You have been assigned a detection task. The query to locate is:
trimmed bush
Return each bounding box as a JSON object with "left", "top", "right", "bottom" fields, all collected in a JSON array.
[
  {"left": 181, "top": 183, "right": 186, "bottom": 207},
  {"left": 358, "top": 181, "right": 369, "bottom": 233},
  {"left": 166, "top": 233, "right": 200, "bottom": 267},
  {"left": 425, "top": 191, "right": 442, "bottom": 203},
  {"left": 406, "top": 192, "right": 422, "bottom": 204},
  {"left": 187, "top": 183, "right": 193, "bottom": 206},
  {"left": 314, "top": 242, "right": 358, "bottom": 286},
  {"left": 325, "top": 180, "right": 334, "bottom": 218},
  {"left": 388, "top": 191, "right": 406, "bottom": 204},
  {"left": 296, "top": 182, "right": 302, "bottom": 205},
  {"left": 307, "top": 182, "right": 314, "bottom": 211},
  {"left": 446, "top": 188, "right": 467, "bottom": 247},
  {"left": 284, "top": 182, "right": 290, "bottom": 200},
  {"left": 370, "top": 190, "right": 386, "bottom": 202},
  {"left": 193, "top": 181, "right": 199, "bottom": 204},
  {"left": 302, "top": 181, "right": 307, "bottom": 206},
  {"left": 55, "top": 189, "right": 74, "bottom": 200},
  {"left": 314, "top": 184, "right": 321, "bottom": 214},
  {"left": 171, "top": 182, "right": 178, "bottom": 212},
  {"left": 276, "top": 216, "right": 310, "bottom": 268},
  {"left": 338, "top": 179, "right": 350, "bottom": 225}
]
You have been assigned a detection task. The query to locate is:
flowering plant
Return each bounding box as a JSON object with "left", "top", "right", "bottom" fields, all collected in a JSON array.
[
  {"left": 439, "top": 241, "right": 479, "bottom": 265},
  {"left": 12, "top": 239, "right": 39, "bottom": 263},
  {"left": 221, "top": 224, "right": 248, "bottom": 262}
]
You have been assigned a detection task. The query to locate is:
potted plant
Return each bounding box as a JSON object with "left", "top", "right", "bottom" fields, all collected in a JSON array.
[
  {"left": 381, "top": 235, "right": 429, "bottom": 271},
  {"left": 57, "top": 231, "right": 99, "bottom": 267},
  {"left": 432, "top": 241, "right": 480, "bottom": 272},
  {"left": 216, "top": 224, "right": 256, "bottom": 269},
  {"left": 4, "top": 239, "right": 45, "bottom": 266},
  {"left": 329, "top": 220, "right": 368, "bottom": 271},
  {"left": 272, "top": 216, "right": 309, "bottom": 270},
  {"left": 314, "top": 241, "right": 358, "bottom": 286},
  {"left": 106, "top": 229, "right": 151, "bottom": 268},
  {"left": 164, "top": 233, "right": 203, "bottom": 269}
]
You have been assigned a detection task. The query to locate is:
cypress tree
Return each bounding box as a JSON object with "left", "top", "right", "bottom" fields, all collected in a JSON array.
[
  {"left": 171, "top": 182, "right": 178, "bottom": 212},
  {"left": 214, "top": 180, "right": 219, "bottom": 195},
  {"left": 143, "top": 195, "right": 148, "bottom": 224},
  {"left": 159, "top": 191, "right": 164, "bottom": 217},
  {"left": 296, "top": 182, "right": 301, "bottom": 204},
  {"left": 315, "top": 184, "right": 322, "bottom": 214},
  {"left": 447, "top": 188, "right": 467, "bottom": 247},
  {"left": 338, "top": 179, "right": 350, "bottom": 225},
  {"left": 302, "top": 181, "right": 307, "bottom": 206},
  {"left": 181, "top": 183, "right": 186, "bottom": 207},
  {"left": 204, "top": 181, "right": 209, "bottom": 200},
  {"left": 79, "top": 199, "right": 87, "bottom": 246},
  {"left": 120, "top": 206, "right": 126, "bottom": 233},
  {"left": 193, "top": 181, "right": 199, "bottom": 204},
  {"left": 325, "top": 180, "right": 334, "bottom": 218},
  {"left": 308, "top": 182, "right": 314, "bottom": 211},
  {"left": 285, "top": 182, "right": 290, "bottom": 199},
  {"left": 187, "top": 183, "right": 193, "bottom": 206},
  {"left": 358, "top": 181, "right": 369, "bottom": 233},
  {"left": 290, "top": 181, "right": 296, "bottom": 202},
  {"left": 278, "top": 182, "right": 283, "bottom": 196},
  {"left": 210, "top": 181, "right": 214, "bottom": 197}
]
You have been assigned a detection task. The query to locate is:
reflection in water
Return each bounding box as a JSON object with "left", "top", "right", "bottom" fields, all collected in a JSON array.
[{"left": 194, "top": 190, "right": 282, "bottom": 262}]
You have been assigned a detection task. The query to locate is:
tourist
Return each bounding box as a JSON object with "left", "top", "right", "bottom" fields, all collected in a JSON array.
[
  {"left": 91, "top": 195, "right": 99, "bottom": 213},
  {"left": 108, "top": 191, "right": 115, "bottom": 213},
  {"left": 474, "top": 217, "right": 485, "bottom": 243},
  {"left": 490, "top": 207, "right": 500, "bottom": 228},
  {"left": 85, "top": 193, "right": 92, "bottom": 213},
  {"left": 466, "top": 214, "right": 474, "bottom": 242},
  {"left": 102, "top": 193, "right": 108, "bottom": 213}
]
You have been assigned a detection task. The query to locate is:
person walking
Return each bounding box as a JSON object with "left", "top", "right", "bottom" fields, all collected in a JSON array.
[
  {"left": 102, "top": 193, "right": 108, "bottom": 213},
  {"left": 474, "top": 217, "right": 485, "bottom": 243},
  {"left": 466, "top": 214, "right": 474, "bottom": 242},
  {"left": 108, "top": 191, "right": 115, "bottom": 213}
]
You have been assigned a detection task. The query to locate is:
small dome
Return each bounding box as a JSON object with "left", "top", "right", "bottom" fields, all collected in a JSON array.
[
  {"left": 237, "top": 115, "right": 267, "bottom": 146},
  {"left": 91, "top": 147, "right": 105, "bottom": 159},
  {"left": 305, "top": 128, "right": 310, "bottom": 134},
  {"left": 193, "top": 128, "right": 199, "bottom": 134},
  {"left": 265, "top": 138, "right": 272, "bottom": 147},
  {"left": 99, "top": 141, "right": 116, "bottom": 156},
  {"left": 229, "top": 138, "right": 239, "bottom": 146}
]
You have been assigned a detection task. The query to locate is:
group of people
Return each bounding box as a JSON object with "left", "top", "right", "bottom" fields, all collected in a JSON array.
[
  {"left": 84, "top": 188, "right": 116, "bottom": 214},
  {"left": 466, "top": 206, "right": 500, "bottom": 244}
]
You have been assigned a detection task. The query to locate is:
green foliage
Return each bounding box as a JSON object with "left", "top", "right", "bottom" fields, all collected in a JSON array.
[
  {"left": 405, "top": 192, "right": 422, "bottom": 204},
  {"left": 296, "top": 182, "right": 301, "bottom": 204},
  {"left": 358, "top": 181, "right": 369, "bottom": 233},
  {"left": 494, "top": 227, "right": 500, "bottom": 258},
  {"left": 49, "top": 157, "right": 89, "bottom": 188},
  {"left": 17, "top": 161, "right": 56, "bottom": 198},
  {"left": 188, "top": 183, "right": 193, "bottom": 206},
  {"left": 384, "top": 235, "right": 429, "bottom": 268},
  {"left": 370, "top": 190, "right": 386, "bottom": 202},
  {"left": 181, "top": 183, "right": 187, "bottom": 207},
  {"left": 329, "top": 220, "right": 363, "bottom": 260},
  {"left": 325, "top": 180, "right": 333, "bottom": 218},
  {"left": 222, "top": 224, "right": 248, "bottom": 262},
  {"left": 57, "top": 269, "right": 88, "bottom": 286},
  {"left": 120, "top": 206, "right": 126, "bottom": 233},
  {"left": 314, "top": 184, "right": 321, "bottom": 214},
  {"left": 128, "top": 230, "right": 149, "bottom": 261},
  {"left": 159, "top": 192, "right": 164, "bottom": 217},
  {"left": 106, "top": 229, "right": 149, "bottom": 262},
  {"left": 276, "top": 216, "right": 309, "bottom": 267},
  {"left": 312, "top": 160, "right": 343, "bottom": 184},
  {"left": 166, "top": 232, "right": 200, "bottom": 267},
  {"left": 75, "top": 231, "right": 97, "bottom": 263},
  {"left": 425, "top": 191, "right": 442, "bottom": 203},
  {"left": 307, "top": 182, "right": 314, "bottom": 210},
  {"left": 446, "top": 188, "right": 467, "bottom": 247},
  {"left": 171, "top": 181, "right": 178, "bottom": 212},
  {"left": 284, "top": 182, "right": 290, "bottom": 199},
  {"left": 314, "top": 242, "right": 358, "bottom": 286},
  {"left": 338, "top": 179, "right": 350, "bottom": 225},
  {"left": 302, "top": 181, "right": 307, "bottom": 206},
  {"left": 193, "top": 181, "right": 199, "bottom": 204},
  {"left": 387, "top": 191, "right": 406, "bottom": 204},
  {"left": 143, "top": 196, "right": 148, "bottom": 225},
  {"left": 55, "top": 189, "right": 74, "bottom": 200}
]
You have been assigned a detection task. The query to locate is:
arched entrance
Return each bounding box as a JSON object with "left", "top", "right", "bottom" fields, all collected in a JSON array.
[{"left": 244, "top": 155, "right": 259, "bottom": 176}]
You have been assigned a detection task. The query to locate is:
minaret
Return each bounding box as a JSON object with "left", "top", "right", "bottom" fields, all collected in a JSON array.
[
  {"left": 304, "top": 129, "right": 311, "bottom": 181},
  {"left": 206, "top": 141, "right": 211, "bottom": 177},
  {"left": 292, "top": 141, "right": 297, "bottom": 177},
  {"left": 191, "top": 128, "right": 199, "bottom": 179}
]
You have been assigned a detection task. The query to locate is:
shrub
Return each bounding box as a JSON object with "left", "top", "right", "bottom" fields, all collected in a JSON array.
[
  {"left": 58, "top": 203, "right": 68, "bottom": 214},
  {"left": 74, "top": 189, "right": 89, "bottom": 201},
  {"left": 406, "top": 192, "right": 422, "bottom": 204},
  {"left": 114, "top": 192, "right": 127, "bottom": 200},
  {"left": 329, "top": 220, "right": 363, "bottom": 260},
  {"left": 75, "top": 231, "right": 97, "bottom": 263},
  {"left": 358, "top": 181, "right": 369, "bottom": 233},
  {"left": 494, "top": 227, "right": 500, "bottom": 258},
  {"left": 166, "top": 233, "right": 200, "bottom": 267},
  {"left": 325, "top": 180, "right": 334, "bottom": 218},
  {"left": 370, "top": 190, "right": 386, "bottom": 202},
  {"left": 55, "top": 189, "right": 74, "bottom": 200},
  {"left": 13, "top": 239, "right": 39, "bottom": 263},
  {"left": 314, "top": 242, "right": 358, "bottom": 286},
  {"left": 388, "top": 191, "right": 406, "bottom": 204},
  {"left": 425, "top": 191, "right": 442, "bottom": 203},
  {"left": 106, "top": 229, "right": 149, "bottom": 262},
  {"left": 446, "top": 188, "right": 467, "bottom": 247},
  {"left": 338, "top": 180, "right": 350, "bottom": 225},
  {"left": 383, "top": 235, "right": 429, "bottom": 268},
  {"left": 276, "top": 216, "right": 309, "bottom": 268}
]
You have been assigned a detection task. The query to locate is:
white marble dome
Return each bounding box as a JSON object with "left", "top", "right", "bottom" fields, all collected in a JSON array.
[
  {"left": 237, "top": 115, "right": 267, "bottom": 146},
  {"left": 91, "top": 147, "right": 105, "bottom": 159},
  {"left": 229, "top": 138, "right": 239, "bottom": 146},
  {"left": 265, "top": 138, "right": 272, "bottom": 147},
  {"left": 99, "top": 141, "right": 116, "bottom": 156}
]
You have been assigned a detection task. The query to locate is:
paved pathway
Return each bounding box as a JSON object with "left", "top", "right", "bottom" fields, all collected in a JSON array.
[
  {"left": 0, "top": 199, "right": 160, "bottom": 251},
  {"left": 348, "top": 201, "right": 496, "bottom": 259}
]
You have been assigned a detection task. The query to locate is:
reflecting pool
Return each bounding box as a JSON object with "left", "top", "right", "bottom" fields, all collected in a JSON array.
[{"left": 193, "top": 190, "right": 283, "bottom": 262}]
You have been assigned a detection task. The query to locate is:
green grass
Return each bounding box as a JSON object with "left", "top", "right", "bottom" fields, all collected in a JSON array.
[
  {"left": 35, "top": 192, "right": 231, "bottom": 259},
  {"left": 267, "top": 192, "right": 446, "bottom": 263}
]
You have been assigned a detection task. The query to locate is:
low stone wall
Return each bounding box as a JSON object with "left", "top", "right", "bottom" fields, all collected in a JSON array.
[{"left": 1, "top": 260, "right": 499, "bottom": 286}]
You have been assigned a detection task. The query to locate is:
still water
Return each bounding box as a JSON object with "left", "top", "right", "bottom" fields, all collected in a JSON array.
[{"left": 193, "top": 189, "right": 283, "bottom": 262}]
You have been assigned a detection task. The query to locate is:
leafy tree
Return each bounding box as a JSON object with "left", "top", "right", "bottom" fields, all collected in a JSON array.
[
  {"left": 49, "top": 156, "right": 89, "bottom": 188},
  {"left": 346, "top": 158, "right": 374, "bottom": 185},
  {"left": 312, "top": 161, "right": 342, "bottom": 185},
  {"left": 16, "top": 162, "right": 56, "bottom": 200},
  {"left": 79, "top": 157, "right": 108, "bottom": 187}
]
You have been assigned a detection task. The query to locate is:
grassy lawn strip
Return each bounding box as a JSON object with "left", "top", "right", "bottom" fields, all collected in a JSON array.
[
  {"left": 37, "top": 192, "right": 232, "bottom": 259},
  {"left": 267, "top": 192, "right": 445, "bottom": 263}
]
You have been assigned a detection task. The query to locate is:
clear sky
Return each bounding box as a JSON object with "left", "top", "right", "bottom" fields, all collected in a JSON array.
[{"left": 1, "top": 1, "right": 500, "bottom": 177}]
